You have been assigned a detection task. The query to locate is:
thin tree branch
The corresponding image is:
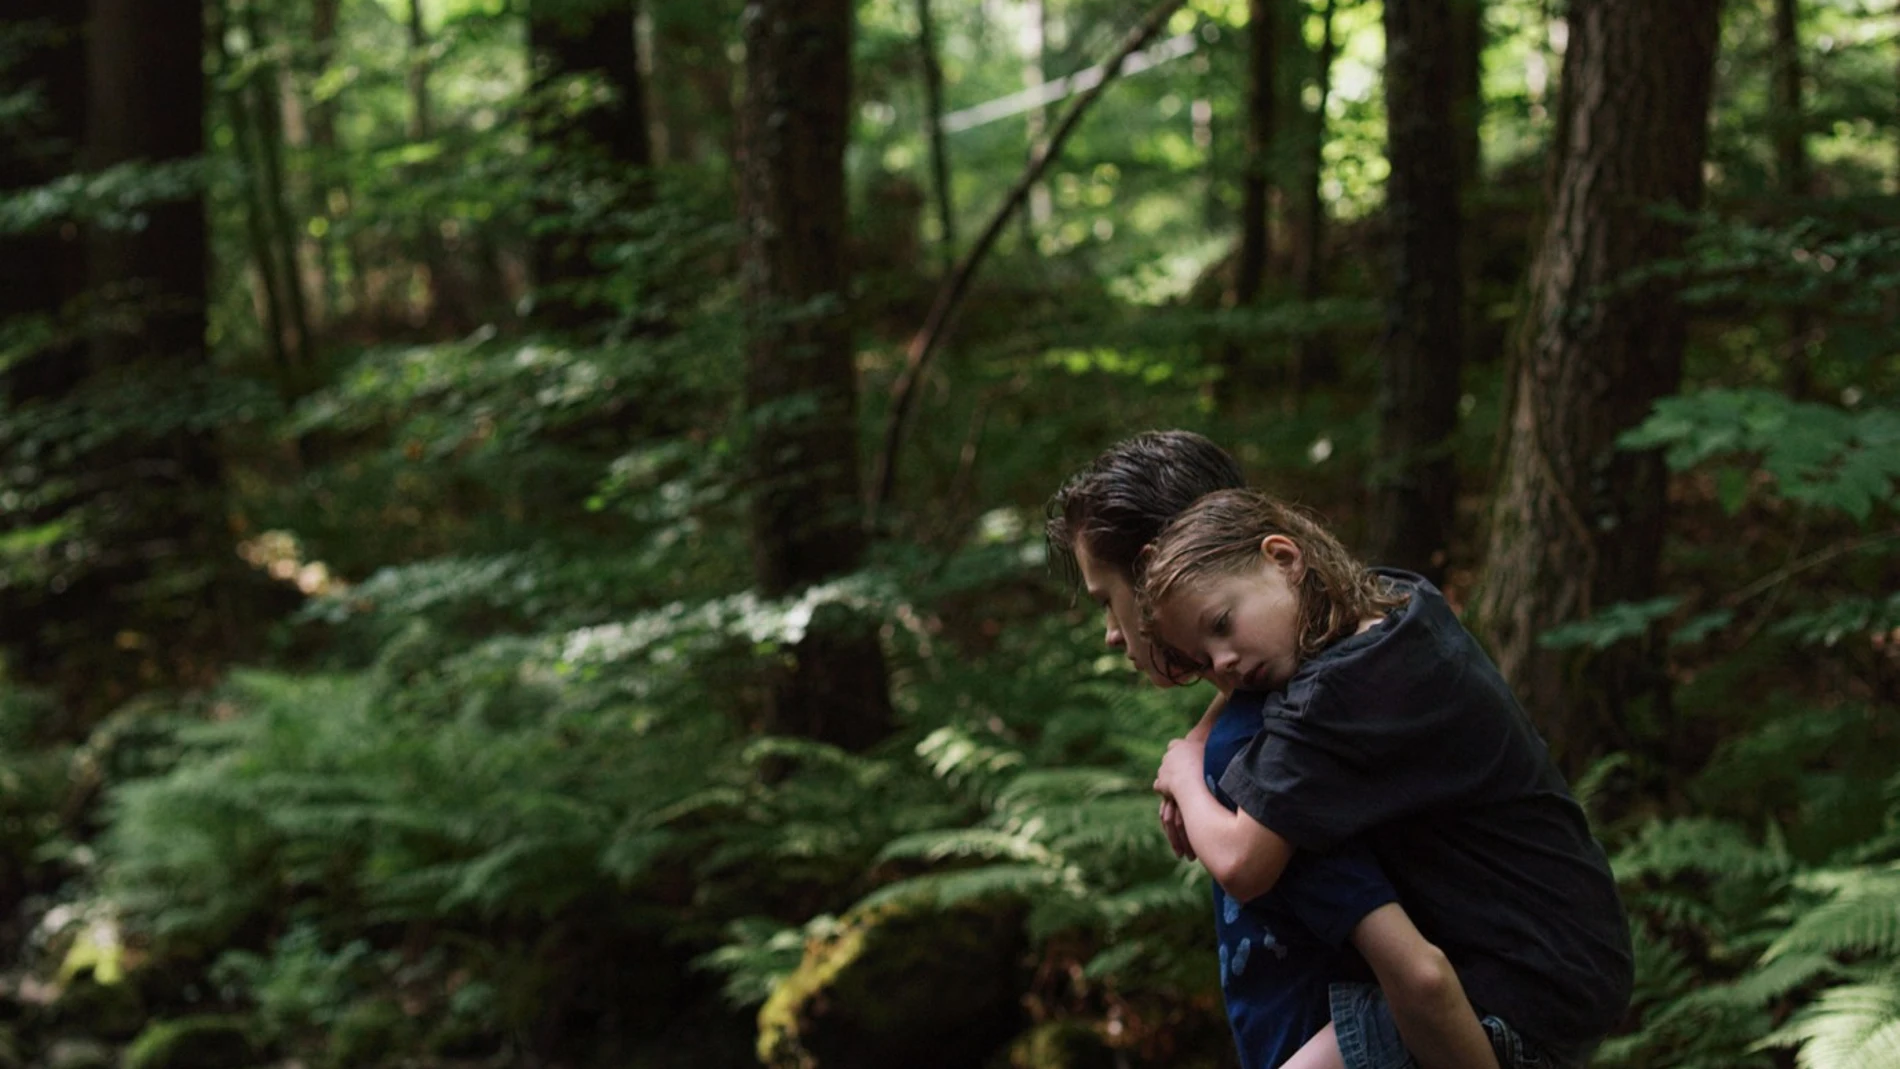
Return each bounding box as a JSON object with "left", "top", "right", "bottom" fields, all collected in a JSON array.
[{"left": 868, "top": 0, "right": 1189, "bottom": 522}]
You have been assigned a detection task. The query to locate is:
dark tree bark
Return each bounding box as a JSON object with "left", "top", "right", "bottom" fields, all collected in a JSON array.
[
  {"left": 530, "top": 0, "right": 651, "bottom": 170},
  {"left": 1771, "top": 0, "right": 1813, "bottom": 399},
  {"left": 1449, "top": 0, "right": 1484, "bottom": 191},
  {"left": 240, "top": 0, "right": 313, "bottom": 379},
  {"left": 918, "top": 0, "right": 956, "bottom": 270},
  {"left": 212, "top": 0, "right": 295, "bottom": 384},
  {"left": 75, "top": 0, "right": 246, "bottom": 712},
  {"left": 645, "top": 1, "right": 739, "bottom": 166},
  {"left": 0, "top": 4, "right": 89, "bottom": 685},
  {"left": 1217, "top": 0, "right": 1277, "bottom": 408},
  {"left": 1292, "top": 0, "right": 1341, "bottom": 390},
  {"left": 528, "top": 0, "right": 653, "bottom": 327},
  {"left": 1475, "top": 0, "right": 1723, "bottom": 775},
  {"left": 740, "top": 0, "right": 893, "bottom": 751},
  {"left": 0, "top": 5, "right": 87, "bottom": 387},
  {"left": 1367, "top": 0, "right": 1466, "bottom": 584},
  {"left": 403, "top": 0, "right": 472, "bottom": 330},
  {"left": 86, "top": 0, "right": 209, "bottom": 374},
  {"left": 308, "top": 0, "right": 343, "bottom": 315}
]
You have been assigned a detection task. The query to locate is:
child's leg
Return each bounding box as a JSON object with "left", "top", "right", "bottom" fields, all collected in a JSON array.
[
  {"left": 1350, "top": 904, "right": 1499, "bottom": 1069},
  {"left": 1280, "top": 1022, "right": 1348, "bottom": 1069}
]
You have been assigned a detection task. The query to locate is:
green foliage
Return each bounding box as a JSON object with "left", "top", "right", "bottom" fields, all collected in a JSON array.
[
  {"left": 1537, "top": 596, "right": 1685, "bottom": 651},
  {"left": 0, "top": 160, "right": 207, "bottom": 235},
  {"left": 1621, "top": 388, "right": 1900, "bottom": 523}
]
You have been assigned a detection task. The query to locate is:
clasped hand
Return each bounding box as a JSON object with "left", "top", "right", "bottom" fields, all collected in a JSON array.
[{"left": 1154, "top": 736, "right": 1205, "bottom": 860}]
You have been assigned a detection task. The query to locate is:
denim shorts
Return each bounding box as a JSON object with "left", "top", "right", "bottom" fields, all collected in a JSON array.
[{"left": 1329, "top": 982, "right": 1586, "bottom": 1069}]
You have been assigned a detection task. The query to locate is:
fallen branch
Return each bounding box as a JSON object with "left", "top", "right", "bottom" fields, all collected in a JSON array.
[{"left": 868, "top": 0, "right": 1190, "bottom": 521}]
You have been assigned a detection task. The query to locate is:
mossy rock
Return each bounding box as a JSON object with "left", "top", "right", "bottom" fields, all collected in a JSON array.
[
  {"left": 122, "top": 1015, "right": 259, "bottom": 1069},
  {"left": 758, "top": 897, "right": 1027, "bottom": 1069},
  {"left": 993, "top": 1020, "right": 1115, "bottom": 1069},
  {"left": 41, "top": 976, "right": 146, "bottom": 1040}
]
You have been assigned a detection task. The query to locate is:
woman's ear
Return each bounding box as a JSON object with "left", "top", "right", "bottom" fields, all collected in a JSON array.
[{"left": 1259, "top": 534, "right": 1304, "bottom": 581}]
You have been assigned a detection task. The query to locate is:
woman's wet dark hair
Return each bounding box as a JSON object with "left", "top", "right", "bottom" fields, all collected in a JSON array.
[{"left": 1045, "top": 430, "right": 1246, "bottom": 586}]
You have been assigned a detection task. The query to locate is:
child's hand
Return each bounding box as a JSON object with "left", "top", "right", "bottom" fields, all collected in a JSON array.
[
  {"left": 1159, "top": 797, "right": 1196, "bottom": 860},
  {"left": 1154, "top": 736, "right": 1206, "bottom": 800}
]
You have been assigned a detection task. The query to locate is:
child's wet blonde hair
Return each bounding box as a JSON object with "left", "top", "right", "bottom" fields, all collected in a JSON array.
[{"left": 1136, "top": 489, "right": 1408, "bottom": 683}]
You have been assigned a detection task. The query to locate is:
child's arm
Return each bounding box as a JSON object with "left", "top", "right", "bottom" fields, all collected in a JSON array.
[
  {"left": 1185, "top": 688, "right": 1227, "bottom": 743},
  {"left": 1351, "top": 904, "right": 1500, "bottom": 1069},
  {"left": 1160, "top": 690, "right": 1230, "bottom": 859},
  {"left": 1154, "top": 736, "right": 1292, "bottom": 901}
]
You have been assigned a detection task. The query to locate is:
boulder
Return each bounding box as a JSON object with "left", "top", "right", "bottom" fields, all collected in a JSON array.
[
  {"left": 993, "top": 1020, "right": 1116, "bottom": 1069},
  {"left": 758, "top": 897, "right": 1027, "bottom": 1069},
  {"left": 39, "top": 977, "right": 144, "bottom": 1041},
  {"left": 122, "top": 1016, "right": 258, "bottom": 1069}
]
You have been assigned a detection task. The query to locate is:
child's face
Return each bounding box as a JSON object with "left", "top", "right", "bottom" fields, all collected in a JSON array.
[
  {"left": 1149, "top": 536, "right": 1305, "bottom": 693},
  {"left": 1075, "top": 541, "right": 1178, "bottom": 687}
]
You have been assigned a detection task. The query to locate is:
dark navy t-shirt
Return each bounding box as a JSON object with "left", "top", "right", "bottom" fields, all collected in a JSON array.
[
  {"left": 1204, "top": 690, "right": 1396, "bottom": 1069},
  {"left": 1217, "top": 572, "right": 1634, "bottom": 1054}
]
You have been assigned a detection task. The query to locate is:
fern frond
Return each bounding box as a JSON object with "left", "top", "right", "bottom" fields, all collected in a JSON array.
[
  {"left": 858, "top": 863, "right": 1066, "bottom": 910},
  {"left": 1760, "top": 976, "right": 1900, "bottom": 1069},
  {"left": 1767, "top": 864, "right": 1900, "bottom": 962},
  {"left": 877, "top": 828, "right": 1059, "bottom": 867},
  {"left": 1614, "top": 817, "right": 1792, "bottom": 883},
  {"left": 1094, "top": 876, "right": 1204, "bottom": 927},
  {"left": 1713, "top": 951, "right": 1839, "bottom": 1007}
]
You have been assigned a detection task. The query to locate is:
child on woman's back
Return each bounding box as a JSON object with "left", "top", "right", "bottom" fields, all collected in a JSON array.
[
  {"left": 1047, "top": 432, "right": 1499, "bottom": 1069},
  {"left": 1140, "top": 489, "right": 1633, "bottom": 1068}
]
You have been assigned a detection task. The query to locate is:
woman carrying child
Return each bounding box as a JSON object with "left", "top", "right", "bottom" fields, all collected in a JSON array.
[
  {"left": 1139, "top": 488, "right": 1634, "bottom": 1069},
  {"left": 1048, "top": 432, "right": 1505, "bottom": 1069}
]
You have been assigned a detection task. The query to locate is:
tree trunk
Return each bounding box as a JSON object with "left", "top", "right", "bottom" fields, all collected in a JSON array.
[
  {"left": 918, "top": 0, "right": 956, "bottom": 271},
  {"left": 528, "top": 0, "right": 652, "bottom": 328},
  {"left": 404, "top": 0, "right": 470, "bottom": 330},
  {"left": 1218, "top": 0, "right": 1276, "bottom": 409},
  {"left": 1449, "top": 0, "right": 1484, "bottom": 191},
  {"left": 79, "top": 0, "right": 244, "bottom": 711},
  {"left": 307, "top": 0, "right": 343, "bottom": 317},
  {"left": 86, "top": 0, "right": 209, "bottom": 370},
  {"left": 1293, "top": 0, "right": 1341, "bottom": 392},
  {"left": 740, "top": 0, "right": 893, "bottom": 751},
  {"left": 212, "top": 0, "right": 294, "bottom": 384},
  {"left": 240, "top": 0, "right": 314, "bottom": 381},
  {"left": 1367, "top": 0, "right": 1465, "bottom": 584},
  {"left": 0, "top": 3, "right": 89, "bottom": 687},
  {"left": 0, "top": 4, "right": 88, "bottom": 398},
  {"left": 1771, "top": 0, "right": 1813, "bottom": 399},
  {"left": 1475, "top": 0, "right": 1722, "bottom": 776}
]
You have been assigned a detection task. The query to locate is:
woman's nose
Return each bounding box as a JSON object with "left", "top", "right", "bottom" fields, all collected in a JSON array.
[{"left": 1105, "top": 618, "right": 1125, "bottom": 648}]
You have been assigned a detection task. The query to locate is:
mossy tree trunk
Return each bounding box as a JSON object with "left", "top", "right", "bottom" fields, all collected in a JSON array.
[
  {"left": 740, "top": 0, "right": 893, "bottom": 751},
  {"left": 1475, "top": 0, "right": 1723, "bottom": 775}
]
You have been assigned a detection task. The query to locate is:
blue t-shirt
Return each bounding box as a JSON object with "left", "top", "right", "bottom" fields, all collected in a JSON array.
[{"left": 1204, "top": 690, "right": 1397, "bottom": 1069}]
